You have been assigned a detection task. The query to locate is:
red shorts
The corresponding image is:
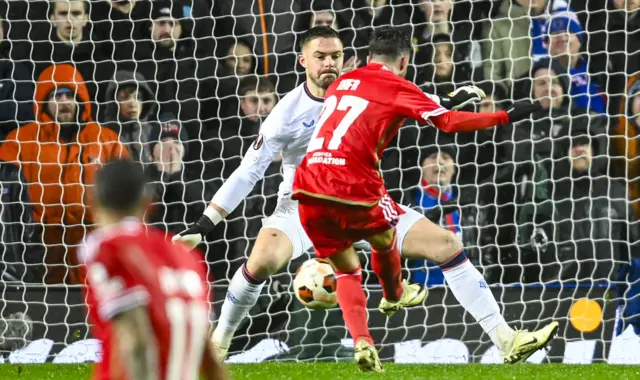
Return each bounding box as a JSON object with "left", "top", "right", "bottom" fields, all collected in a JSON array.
[{"left": 298, "top": 194, "right": 405, "bottom": 258}]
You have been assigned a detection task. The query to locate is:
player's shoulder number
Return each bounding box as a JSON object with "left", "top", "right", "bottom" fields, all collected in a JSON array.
[{"left": 307, "top": 95, "right": 369, "bottom": 152}]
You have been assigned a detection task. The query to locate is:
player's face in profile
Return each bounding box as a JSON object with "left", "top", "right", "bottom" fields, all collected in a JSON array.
[{"left": 302, "top": 37, "right": 344, "bottom": 89}]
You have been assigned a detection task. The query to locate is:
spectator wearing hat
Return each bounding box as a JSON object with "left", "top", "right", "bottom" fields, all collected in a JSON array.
[
  {"left": 146, "top": 113, "right": 210, "bottom": 235},
  {"left": 102, "top": 70, "right": 156, "bottom": 163},
  {"left": 136, "top": 1, "right": 205, "bottom": 144},
  {"left": 29, "top": 0, "right": 114, "bottom": 119},
  {"left": 0, "top": 64, "right": 128, "bottom": 284},
  {"left": 482, "top": 0, "right": 571, "bottom": 91},
  {"left": 408, "top": 143, "right": 460, "bottom": 287},
  {"left": 546, "top": 12, "right": 607, "bottom": 114}
]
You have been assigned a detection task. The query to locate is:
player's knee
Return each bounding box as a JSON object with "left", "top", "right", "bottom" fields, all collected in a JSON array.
[
  {"left": 440, "top": 231, "right": 463, "bottom": 258},
  {"left": 367, "top": 228, "right": 396, "bottom": 251},
  {"left": 248, "top": 231, "right": 293, "bottom": 277}
]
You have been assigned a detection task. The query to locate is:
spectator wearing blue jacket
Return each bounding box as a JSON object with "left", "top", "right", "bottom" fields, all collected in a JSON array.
[
  {"left": 409, "top": 144, "right": 461, "bottom": 287},
  {"left": 546, "top": 12, "right": 607, "bottom": 114}
]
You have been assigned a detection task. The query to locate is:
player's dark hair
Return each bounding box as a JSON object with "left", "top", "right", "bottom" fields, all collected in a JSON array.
[
  {"left": 299, "top": 26, "right": 340, "bottom": 50},
  {"left": 368, "top": 26, "right": 412, "bottom": 60},
  {"left": 95, "top": 159, "right": 148, "bottom": 214}
]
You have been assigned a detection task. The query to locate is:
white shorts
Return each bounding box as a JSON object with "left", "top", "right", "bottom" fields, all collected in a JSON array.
[{"left": 261, "top": 199, "right": 424, "bottom": 259}]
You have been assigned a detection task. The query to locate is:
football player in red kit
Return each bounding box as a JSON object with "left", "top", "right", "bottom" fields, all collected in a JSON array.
[
  {"left": 293, "top": 27, "right": 558, "bottom": 372},
  {"left": 80, "top": 159, "right": 227, "bottom": 380}
]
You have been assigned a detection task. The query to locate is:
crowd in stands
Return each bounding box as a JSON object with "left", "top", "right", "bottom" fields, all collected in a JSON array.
[{"left": 0, "top": 0, "right": 639, "bottom": 292}]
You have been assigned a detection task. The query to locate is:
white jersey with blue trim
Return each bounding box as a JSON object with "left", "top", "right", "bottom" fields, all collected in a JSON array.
[{"left": 211, "top": 83, "right": 325, "bottom": 214}]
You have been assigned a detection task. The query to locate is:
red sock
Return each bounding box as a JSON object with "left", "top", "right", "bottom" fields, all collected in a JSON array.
[
  {"left": 335, "top": 268, "right": 374, "bottom": 346},
  {"left": 371, "top": 233, "right": 403, "bottom": 301}
]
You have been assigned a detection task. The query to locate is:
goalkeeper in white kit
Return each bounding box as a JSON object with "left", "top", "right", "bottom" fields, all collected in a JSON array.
[{"left": 175, "top": 26, "right": 558, "bottom": 364}]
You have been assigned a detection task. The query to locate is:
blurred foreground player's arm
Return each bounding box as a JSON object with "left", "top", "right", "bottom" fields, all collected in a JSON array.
[
  {"left": 395, "top": 80, "right": 541, "bottom": 132},
  {"left": 112, "top": 306, "right": 157, "bottom": 380},
  {"left": 173, "top": 111, "right": 289, "bottom": 248},
  {"left": 111, "top": 307, "right": 228, "bottom": 380}
]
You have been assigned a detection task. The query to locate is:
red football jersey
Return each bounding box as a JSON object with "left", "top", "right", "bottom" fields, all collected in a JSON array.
[
  {"left": 80, "top": 219, "right": 211, "bottom": 380},
  {"left": 293, "top": 63, "right": 508, "bottom": 205}
]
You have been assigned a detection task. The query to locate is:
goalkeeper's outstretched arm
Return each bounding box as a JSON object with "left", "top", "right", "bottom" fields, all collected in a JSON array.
[
  {"left": 395, "top": 81, "right": 542, "bottom": 133},
  {"left": 173, "top": 131, "right": 285, "bottom": 248}
]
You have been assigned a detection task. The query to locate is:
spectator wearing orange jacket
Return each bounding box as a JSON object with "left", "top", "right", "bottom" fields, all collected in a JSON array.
[{"left": 0, "top": 64, "right": 128, "bottom": 284}]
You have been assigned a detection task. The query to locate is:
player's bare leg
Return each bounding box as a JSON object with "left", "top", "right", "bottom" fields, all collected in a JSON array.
[
  {"left": 211, "top": 228, "right": 294, "bottom": 359},
  {"left": 401, "top": 217, "right": 559, "bottom": 363},
  {"left": 366, "top": 228, "right": 427, "bottom": 317},
  {"left": 327, "top": 246, "right": 382, "bottom": 372}
]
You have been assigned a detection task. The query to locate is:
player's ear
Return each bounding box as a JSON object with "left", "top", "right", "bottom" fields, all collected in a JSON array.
[
  {"left": 366, "top": 55, "right": 371, "bottom": 64},
  {"left": 298, "top": 54, "right": 307, "bottom": 69},
  {"left": 399, "top": 55, "right": 409, "bottom": 74}
]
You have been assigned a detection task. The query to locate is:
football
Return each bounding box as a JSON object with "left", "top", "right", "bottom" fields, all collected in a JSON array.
[{"left": 293, "top": 258, "right": 338, "bottom": 310}]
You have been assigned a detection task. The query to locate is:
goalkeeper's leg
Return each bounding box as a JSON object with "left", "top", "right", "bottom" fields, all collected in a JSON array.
[
  {"left": 211, "top": 227, "right": 294, "bottom": 359},
  {"left": 397, "top": 213, "right": 558, "bottom": 362}
]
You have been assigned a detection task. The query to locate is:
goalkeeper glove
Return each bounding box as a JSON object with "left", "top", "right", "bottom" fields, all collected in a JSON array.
[
  {"left": 440, "top": 85, "right": 486, "bottom": 110},
  {"left": 506, "top": 101, "right": 542, "bottom": 123},
  {"left": 172, "top": 206, "right": 223, "bottom": 249}
]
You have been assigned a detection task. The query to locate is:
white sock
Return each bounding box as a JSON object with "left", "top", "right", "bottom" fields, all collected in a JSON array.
[
  {"left": 441, "top": 253, "right": 515, "bottom": 351},
  {"left": 212, "top": 265, "right": 265, "bottom": 347}
]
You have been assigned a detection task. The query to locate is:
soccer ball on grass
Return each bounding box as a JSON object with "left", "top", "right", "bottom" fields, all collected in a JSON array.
[{"left": 293, "top": 258, "right": 338, "bottom": 309}]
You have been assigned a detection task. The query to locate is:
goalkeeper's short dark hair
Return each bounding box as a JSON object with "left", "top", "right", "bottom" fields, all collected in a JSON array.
[
  {"left": 95, "top": 159, "right": 148, "bottom": 214},
  {"left": 299, "top": 26, "right": 341, "bottom": 51},
  {"left": 368, "top": 26, "right": 412, "bottom": 60}
]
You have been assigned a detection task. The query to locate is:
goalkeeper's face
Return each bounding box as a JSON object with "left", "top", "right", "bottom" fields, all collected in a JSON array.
[{"left": 301, "top": 37, "right": 344, "bottom": 90}]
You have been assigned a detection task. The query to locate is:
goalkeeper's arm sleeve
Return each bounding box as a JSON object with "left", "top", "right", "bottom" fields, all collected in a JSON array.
[{"left": 429, "top": 110, "right": 510, "bottom": 133}]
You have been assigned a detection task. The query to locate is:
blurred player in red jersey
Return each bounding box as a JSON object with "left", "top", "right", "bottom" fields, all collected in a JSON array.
[
  {"left": 80, "top": 159, "right": 227, "bottom": 380},
  {"left": 293, "top": 27, "right": 559, "bottom": 372}
]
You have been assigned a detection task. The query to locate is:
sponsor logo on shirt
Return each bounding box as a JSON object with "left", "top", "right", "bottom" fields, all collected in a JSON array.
[
  {"left": 253, "top": 134, "right": 265, "bottom": 150},
  {"left": 307, "top": 152, "right": 346, "bottom": 166},
  {"left": 302, "top": 120, "right": 315, "bottom": 129}
]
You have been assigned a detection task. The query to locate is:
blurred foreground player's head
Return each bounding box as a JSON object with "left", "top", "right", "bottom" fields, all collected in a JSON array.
[
  {"left": 367, "top": 26, "right": 412, "bottom": 78},
  {"left": 94, "top": 159, "right": 150, "bottom": 226},
  {"left": 298, "top": 26, "right": 344, "bottom": 91}
]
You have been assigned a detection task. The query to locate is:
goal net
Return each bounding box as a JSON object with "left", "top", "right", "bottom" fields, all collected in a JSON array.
[{"left": 0, "top": 0, "right": 639, "bottom": 365}]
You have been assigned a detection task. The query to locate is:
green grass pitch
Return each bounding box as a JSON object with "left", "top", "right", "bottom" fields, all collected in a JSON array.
[{"left": 0, "top": 363, "right": 639, "bottom": 380}]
